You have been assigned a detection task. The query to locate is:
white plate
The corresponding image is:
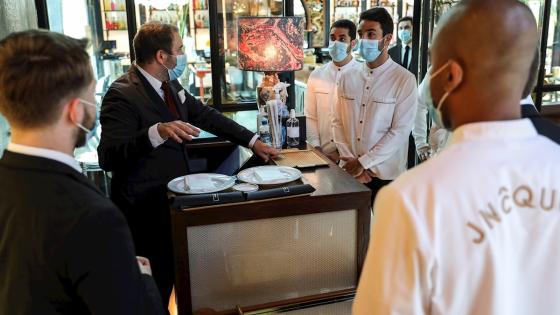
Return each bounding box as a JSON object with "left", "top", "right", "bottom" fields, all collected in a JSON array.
[
  {"left": 237, "top": 166, "right": 302, "bottom": 186},
  {"left": 232, "top": 183, "right": 259, "bottom": 192},
  {"left": 167, "top": 173, "right": 236, "bottom": 195}
]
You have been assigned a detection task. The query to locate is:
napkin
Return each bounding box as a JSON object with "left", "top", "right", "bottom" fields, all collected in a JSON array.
[
  {"left": 254, "top": 168, "right": 286, "bottom": 182},
  {"left": 184, "top": 174, "right": 215, "bottom": 191}
]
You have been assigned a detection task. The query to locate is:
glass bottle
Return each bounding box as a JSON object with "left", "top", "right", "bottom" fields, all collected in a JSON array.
[{"left": 286, "top": 109, "right": 299, "bottom": 148}]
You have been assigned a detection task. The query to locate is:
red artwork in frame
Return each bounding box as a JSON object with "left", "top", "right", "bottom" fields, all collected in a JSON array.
[{"left": 237, "top": 17, "right": 305, "bottom": 72}]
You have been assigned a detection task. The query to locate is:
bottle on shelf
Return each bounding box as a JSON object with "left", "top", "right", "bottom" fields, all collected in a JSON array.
[
  {"left": 259, "top": 117, "right": 272, "bottom": 146},
  {"left": 286, "top": 109, "right": 299, "bottom": 148}
]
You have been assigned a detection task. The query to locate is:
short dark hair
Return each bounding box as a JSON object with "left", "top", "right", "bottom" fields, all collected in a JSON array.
[
  {"left": 0, "top": 30, "right": 93, "bottom": 129},
  {"left": 523, "top": 48, "right": 540, "bottom": 98},
  {"left": 133, "top": 22, "right": 179, "bottom": 65},
  {"left": 398, "top": 16, "right": 413, "bottom": 25},
  {"left": 331, "top": 19, "right": 357, "bottom": 40},
  {"left": 359, "top": 7, "right": 394, "bottom": 36}
]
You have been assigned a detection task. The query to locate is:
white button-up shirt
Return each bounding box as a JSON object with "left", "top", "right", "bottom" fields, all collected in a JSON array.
[
  {"left": 304, "top": 58, "right": 361, "bottom": 153},
  {"left": 333, "top": 58, "right": 417, "bottom": 180},
  {"left": 136, "top": 65, "right": 259, "bottom": 149},
  {"left": 354, "top": 119, "right": 560, "bottom": 315}
]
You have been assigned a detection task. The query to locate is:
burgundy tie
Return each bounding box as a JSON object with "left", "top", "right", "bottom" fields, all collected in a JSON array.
[{"left": 161, "top": 81, "right": 179, "bottom": 118}]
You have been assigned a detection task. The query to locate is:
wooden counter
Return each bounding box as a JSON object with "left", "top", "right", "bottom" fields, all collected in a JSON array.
[{"left": 169, "top": 150, "right": 371, "bottom": 315}]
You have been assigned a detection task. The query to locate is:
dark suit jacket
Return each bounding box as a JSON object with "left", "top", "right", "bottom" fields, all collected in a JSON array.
[
  {"left": 98, "top": 65, "right": 254, "bottom": 207},
  {"left": 521, "top": 103, "right": 560, "bottom": 145},
  {"left": 389, "top": 43, "right": 417, "bottom": 76},
  {"left": 0, "top": 151, "right": 162, "bottom": 315},
  {"left": 97, "top": 66, "right": 255, "bottom": 290}
]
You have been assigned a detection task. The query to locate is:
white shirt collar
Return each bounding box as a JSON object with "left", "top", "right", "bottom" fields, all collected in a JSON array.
[
  {"left": 137, "top": 65, "right": 164, "bottom": 99},
  {"left": 450, "top": 119, "right": 537, "bottom": 145},
  {"left": 328, "top": 57, "right": 358, "bottom": 71},
  {"left": 520, "top": 94, "right": 535, "bottom": 106},
  {"left": 7, "top": 143, "right": 82, "bottom": 173},
  {"left": 362, "top": 57, "right": 393, "bottom": 77}
]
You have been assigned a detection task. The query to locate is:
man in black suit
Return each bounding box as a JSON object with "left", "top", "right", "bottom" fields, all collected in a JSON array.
[
  {"left": 97, "top": 23, "right": 278, "bottom": 306},
  {"left": 389, "top": 16, "right": 418, "bottom": 168},
  {"left": 388, "top": 16, "right": 417, "bottom": 75},
  {"left": 0, "top": 30, "right": 163, "bottom": 315},
  {"left": 521, "top": 49, "right": 560, "bottom": 144}
]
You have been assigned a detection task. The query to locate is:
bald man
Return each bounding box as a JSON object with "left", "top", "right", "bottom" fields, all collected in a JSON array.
[{"left": 354, "top": 1, "right": 560, "bottom": 314}]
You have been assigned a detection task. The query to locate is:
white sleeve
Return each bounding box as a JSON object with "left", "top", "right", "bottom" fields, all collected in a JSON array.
[
  {"left": 304, "top": 77, "right": 321, "bottom": 148},
  {"left": 332, "top": 76, "right": 355, "bottom": 159},
  {"left": 353, "top": 186, "right": 433, "bottom": 315},
  {"left": 412, "top": 76, "right": 429, "bottom": 149},
  {"left": 358, "top": 75, "right": 418, "bottom": 170},
  {"left": 248, "top": 134, "right": 259, "bottom": 148},
  {"left": 148, "top": 123, "right": 166, "bottom": 148}
]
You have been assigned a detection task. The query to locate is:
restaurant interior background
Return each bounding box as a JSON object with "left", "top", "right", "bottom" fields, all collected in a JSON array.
[{"left": 1, "top": 0, "right": 559, "bottom": 170}]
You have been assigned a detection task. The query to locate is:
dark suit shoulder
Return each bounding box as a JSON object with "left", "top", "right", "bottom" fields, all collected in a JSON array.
[
  {"left": 388, "top": 44, "right": 401, "bottom": 61},
  {"left": 530, "top": 116, "right": 560, "bottom": 145}
]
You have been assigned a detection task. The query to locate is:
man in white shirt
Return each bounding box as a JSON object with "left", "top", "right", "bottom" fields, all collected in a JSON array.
[
  {"left": 388, "top": 16, "right": 415, "bottom": 73},
  {"left": 354, "top": 1, "right": 560, "bottom": 314},
  {"left": 332, "top": 7, "right": 417, "bottom": 203},
  {"left": 305, "top": 19, "right": 361, "bottom": 162},
  {"left": 412, "top": 68, "right": 450, "bottom": 161}
]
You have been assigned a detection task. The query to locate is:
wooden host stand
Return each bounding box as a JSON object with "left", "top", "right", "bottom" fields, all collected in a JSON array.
[{"left": 169, "top": 148, "right": 371, "bottom": 315}]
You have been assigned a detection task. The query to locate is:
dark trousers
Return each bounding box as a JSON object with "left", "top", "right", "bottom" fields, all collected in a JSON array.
[
  {"left": 112, "top": 185, "right": 174, "bottom": 314},
  {"left": 365, "top": 177, "right": 392, "bottom": 208}
]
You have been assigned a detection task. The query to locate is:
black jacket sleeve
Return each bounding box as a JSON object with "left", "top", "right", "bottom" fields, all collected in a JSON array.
[
  {"left": 183, "top": 92, "right": 256, "bottom": 146},
  {"left": 63, "top": 204, "right": 164, "bottom": 315},
  {"left": 97, "top": 87, "right": 155, "bottom": 172}
]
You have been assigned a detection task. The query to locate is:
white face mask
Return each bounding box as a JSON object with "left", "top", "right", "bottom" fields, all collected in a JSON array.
[
  {"left": 75, "top": 99, "right": 98, "bottom": 146},
  {"left": 328, "top": 40, "right": 350, "bottom": 63},
  {"left": 428, "top": 61, "right": 453, "bottom": 129}
]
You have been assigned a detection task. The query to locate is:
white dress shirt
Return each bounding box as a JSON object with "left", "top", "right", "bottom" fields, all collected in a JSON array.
[
  {"left": 136, "top": 66, "right": 259, "bottom": 148},
  {"left": 412, "top": 69, "right": 448, "bottom": 153},
  {"left": 354, "top": 119, "right": 560, "bottom": 315},
  {"left": 6, "top": 142, "right": 82, "bottom": 173},
  {"left": 332, "top": 58, "right": 417, "bottom": 180},
  {"left": 304, "top": 58, "right": 361, "bottom": 153},
  {"left": 413, "top": 71, "right": 537, "bottom": 154}
]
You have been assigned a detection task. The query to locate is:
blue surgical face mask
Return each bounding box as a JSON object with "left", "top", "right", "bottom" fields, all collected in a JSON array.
[
  {"left": 359, "top": 38, "right": 384, "bottom": 62},
  {"left": 75, "top": 99, "right": 98, "bottom": 145},
  {"left": 328, "top": 40, "right": 350, "bottom": 63},
  {"left": 164, "top": 53, "right": 187, "bottom": 80},
  {"left": 398, "top": 29, "right": 412, "bottom": 44},
  {"left": 428, "top": 61, "right": 452, "bottom": 129}
]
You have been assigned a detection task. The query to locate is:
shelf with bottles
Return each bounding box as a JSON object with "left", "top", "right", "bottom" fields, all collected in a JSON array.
[
  {"left": 335, "top": 0, "right": 360, "bottom": 7},
  {"left": 194, "top": 9, "right": 209, "bottom": 29},
  {"left": 104, "top": 11, "right": 127, "bottom": 31},
  {"left": 193, "top": 0, "right": 208, "bottom": 11},
  {"left": 103, "top": 0, "right": 126, "bottom": 11}
]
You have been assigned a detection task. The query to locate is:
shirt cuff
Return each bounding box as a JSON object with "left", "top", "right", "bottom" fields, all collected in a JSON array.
[
  {"left": 358, "top": 154, "right": 373, "bottom": 171},
  {"left": 248, "top": 134, "right": 259, "bottom": 148},
  {"left": 148, "top": 123, "right": 166, "bottom": 148}
]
